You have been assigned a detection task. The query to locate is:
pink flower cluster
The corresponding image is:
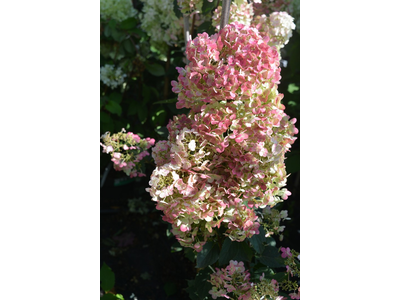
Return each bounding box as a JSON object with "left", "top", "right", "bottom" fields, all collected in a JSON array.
[
  {"left": 172, "top": 22, "right": 282, "bottom": 112},
  {"left": 147, "top": 22, "right": 297, "bottom": 252},
  {"left": 209, "top": 260, "right": 252, "bottom": 300},
  {"left": 101, "top": 129, "right": 155, "bottom": 178},
  {"left": 209, "top": 261, "right": 287, "bottom": 300}
]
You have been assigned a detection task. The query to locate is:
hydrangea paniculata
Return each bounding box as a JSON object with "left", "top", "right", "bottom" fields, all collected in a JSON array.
[
  {"left": 100, "top": 64, "right": 127, "bottom": 89},
  {"left": 100, "top": 0, "right": 138, "bottom": 22},
  {"left": 101, "top": 129, "right": 155, "bottom": 178},
  {"left": 140, "top": 0, "right": 183, "bottom": 55},
  {"left": 178, "top": 0, "right": 214, "bottom": 15},
  {"left": 147, "top": 22, "right": 297, "bottom": 252},
  {"left": 209, "top": 261, "right": 286, "bottom": 300},
  {"left": 209, "top": 260, "right": 252, "bottom": 300},
  {"left": 252, "top": 11, "right": 296, "bottom": 50},
  {"left": 211, "top": 1, "right": 254, "bottom": 31}
]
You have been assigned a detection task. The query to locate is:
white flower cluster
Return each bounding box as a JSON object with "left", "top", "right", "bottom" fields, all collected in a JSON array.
[
  {"left": 140, "top": 0, "right": 182, "bottom": 55},
  {"left": 212, "top": 1, "right": 254, "bottom": 31},
  {"left": 100, "top": 64, "right": 127, "bottom": 89},
  {"left": 100, "top": 0, "right": 138, "bottom": 22},
  {"left": 267, "top": 11, "right": 296, "bottom": 48}
]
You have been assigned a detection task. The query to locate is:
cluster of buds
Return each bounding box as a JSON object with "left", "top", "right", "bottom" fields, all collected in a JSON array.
[
  {"left": 147, "top": 22, "right": 297, "bottom": 252},
  {"left": 101, "top": 129, "right": 155, "bottom": 178}
]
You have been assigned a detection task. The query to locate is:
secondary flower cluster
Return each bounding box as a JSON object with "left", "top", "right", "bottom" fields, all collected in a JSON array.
[
  {"left": 211, "top": 1, "right": 296, "bottom": 52},
  {"left": 101, "top": 129, "right": 155, "bottom": 178},
  {"left": 139, "top": 0, "right": 182, "bottom": 55},
  {"left": 262, "top": 207, "right": 290, "bottom": 241},
  {"left": 147, "top": 22, "right": 297, "bottom": 252},
  {"left": 100, "top": 0, "right": 138, "bottom": 22},
  {"left": 209, "top": 260, "right": 286, "bottom": 300},
  {"left": 212, "top": 1, "right": 254, "bottom": 31},
  {"left": 252, "top": 11, "right": 296, "bottom": 49},
  {"left": 177, "top": 0, "right": 214, "bottom": 15},
  {"left": 280, "top": 247, "right": 300, "bottom": 299},
  {"left": 100, "top": 64, "right": 127, "bottom": 89},
  {"left": 209, "top": 260, "right": 252, "bottom": 300}
]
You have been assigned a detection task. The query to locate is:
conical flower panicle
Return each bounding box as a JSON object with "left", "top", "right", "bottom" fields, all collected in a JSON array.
[{"left": 147, "top": 22, "right": 297, "bottom": 252}]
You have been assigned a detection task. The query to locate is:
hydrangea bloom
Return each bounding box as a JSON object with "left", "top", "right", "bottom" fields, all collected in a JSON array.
[
  {"left": 252, "top": 12, "right": 296, "bottom": 50},
  {"left": 262, "top": 207, "right": 290, "bottom": 240},
  {"left": 147, "top": 22, "right": 297, "bottom": 252},
  {"left": 178, "top": 0, "right": 214, "bottom": 15},
  {"left": 250, "top": 274, "right": 285, "bottom": 300},
  {"left": 101, "top": 129, "right": 155, "bottom": 178},
  {"left": 100, "top": 64, "right": 127, "bottom": 89},
  {"left": 209, "top": 260, "right": 252, "bottom": 300},
  {"left": 140, "top": 0, "right": 182, "bottom": 55},
  {"left": 209, "top": 262, "right": 286, "bottom": 300},
  {"left": 100, "top": 0, "right": 138, "bottom": 22},
  {"left": 212, "top": 1, "right": 254, "bottom": 31}
]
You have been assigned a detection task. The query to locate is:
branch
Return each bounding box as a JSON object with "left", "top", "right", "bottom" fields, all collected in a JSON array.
[{"left": 220, "top": 0, "right": 231, "bottom": 30}]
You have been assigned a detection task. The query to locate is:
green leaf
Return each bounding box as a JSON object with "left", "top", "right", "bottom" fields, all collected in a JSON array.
[
  {"left": 111, "top": 28, "right": 126, "bottom": 42},
  {"left": 122, "top": 39, "right": 135, "bottom": 54},
  {"left": 184, "top": 247, "right": 196, "bottom": 262},
  {"left": 100, "top": 263, "right": 115, "bottom": 292},
  {"left": 105, "top": 101, "right": 122, "bottom": 116},
  {"left": 285, "top": 151, "right": 300, "bottom": 174},
  {"left": 171, "top": 241, "right": 183, "bottom": 253},
  {"left": 101, "top": 294, "right": 119, "bottom": 300},
  {"left": 115, "top": 294, "right": 124, "bottom": 300},
  {"left": 127, "top": 102, "right": 139, "bottom": 116},
  {"left": 288, "top": 83, "right": 299, "bottom": 94},
  {"left": 142, "top": 84, "right": 151, "bottom": 104},
  {"left": 219, "top": 238, "right": 253, "bottom": 265},
  {"left": 130, "top": 28, "right": 147, "bottom": 38},
  {"left": 108, "top": 92, "right": 123, "bottom": 104},
  {"left": 249, "top": 226, "right": 267, "bottom": 254},
  {"left": 137, "top": 105, "right": 148, "bottom": 124},
  {"left": 202, "top": 0, "right": 217, "bottom": 14},
  {"left": 173, "top": 0, "right": 183, "bottom": 18},
  {"left": 196, "top": 241, "right": 219, "bottom": 268},
  {"left": 186, "top": 268, "right": 213, "bottom": 300},
  {"left": 104, "top": 25, "right": 111, "bottom": 37},
  {"left": 119, "top": 17, "right": 137, "bottom": 30},
  {"left": 164, "top": 282, "right": 178, "bottom": 296},
  {"left": 145, "top": 63, "right": 165, "bottom": 76},
  {"left": 259, "top": 246, "right": 286, "bottom": 268},
  {"left": 196, "top": 21, "right": 212, "bottom": 33},
  {"left": 152, "top": 98, "right": 177, "bottom": 105}
]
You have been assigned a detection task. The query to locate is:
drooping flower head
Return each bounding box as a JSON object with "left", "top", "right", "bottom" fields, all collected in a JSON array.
[{"left": 147, "top": 22, "right": 297, "bottom": 252}]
